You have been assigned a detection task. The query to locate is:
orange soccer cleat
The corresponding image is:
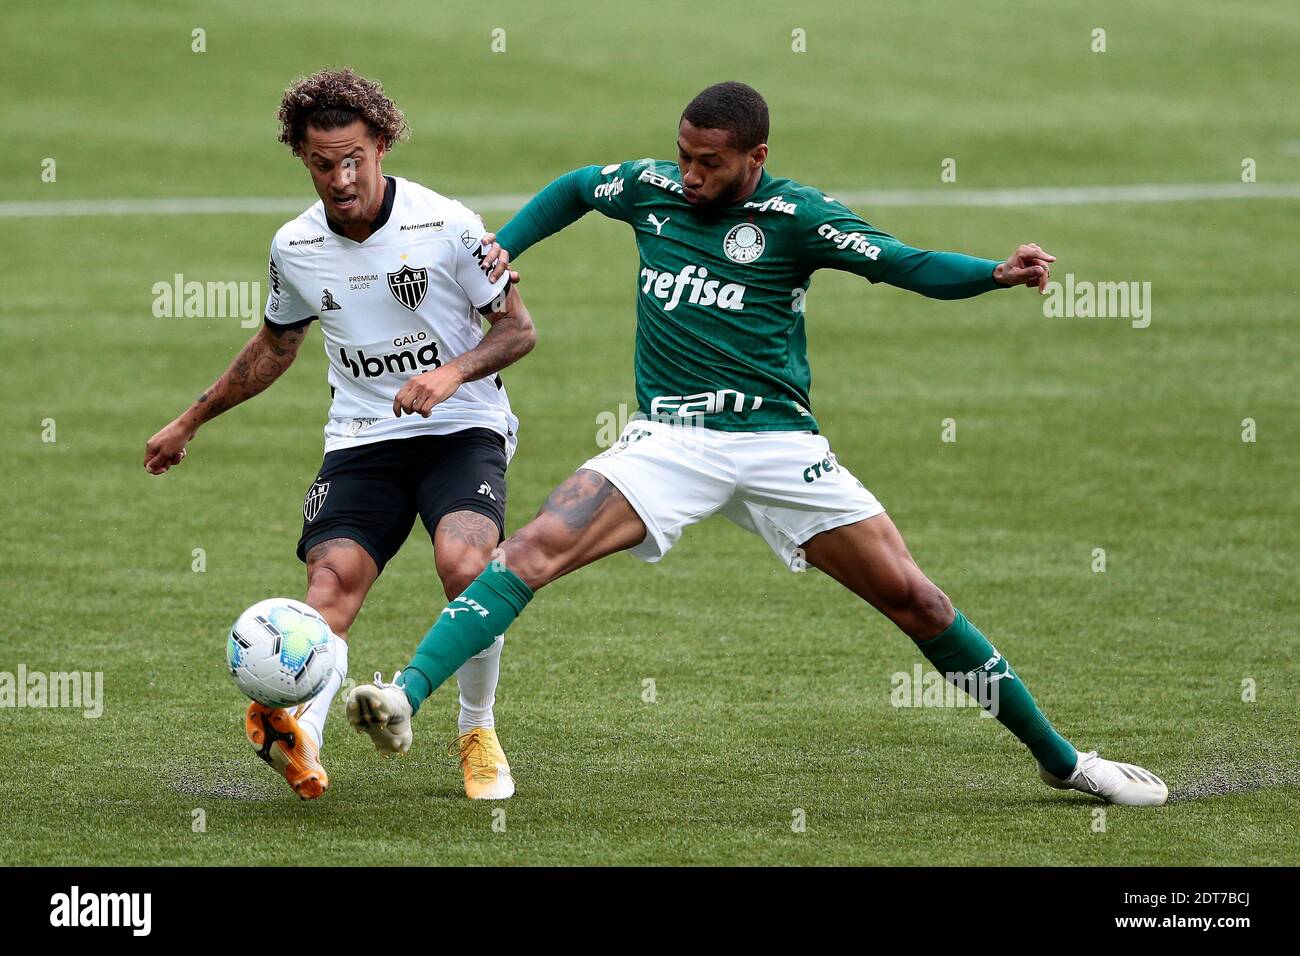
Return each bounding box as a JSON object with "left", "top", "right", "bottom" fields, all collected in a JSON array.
[{"left": 245, "top": 701, "right": 329, "bottom": 800}]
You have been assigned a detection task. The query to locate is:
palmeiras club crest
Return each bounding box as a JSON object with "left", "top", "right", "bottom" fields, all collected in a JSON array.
[
  {"left": 303, "top": 481, "right": 330, "bottom": 523},
  {"left": 387, "top": 264, "right": 429, "bottom": 311}
]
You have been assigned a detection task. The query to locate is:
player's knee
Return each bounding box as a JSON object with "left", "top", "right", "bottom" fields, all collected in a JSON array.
[
  {"left": 902, "top": 582, "right": 953, "bottom": 638},
  {"left": 499, "top": 525, "right": 564, "bottom": 588},
  {"left": 438, "top": 556, "right": 488, "bottom": 601},
  {"left": 306, "top": 548, "right": 369, "bottom": 606}
]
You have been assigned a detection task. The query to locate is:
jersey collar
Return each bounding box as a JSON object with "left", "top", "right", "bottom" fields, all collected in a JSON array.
[{"left": 325, "top": 175, "right": 396, "bottom": 241}]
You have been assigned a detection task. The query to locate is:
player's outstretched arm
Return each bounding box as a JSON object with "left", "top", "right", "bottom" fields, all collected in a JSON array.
[
  {"left": 480, "top": 164, "right": 634, "bottom": 282},
  {"left": 879, "top": 242, "right": 1056, "bottom": 299},
  {"left": 393, "top": 283, "right": 536, "bottom": 418},
  {"left": 143, "top": 321, "right": 309, "bottom": 474}
]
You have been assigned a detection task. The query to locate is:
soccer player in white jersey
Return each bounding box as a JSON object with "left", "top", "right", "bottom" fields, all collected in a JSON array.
[{"left": 144, "top": 69, "right": 534, "bottom": 800}]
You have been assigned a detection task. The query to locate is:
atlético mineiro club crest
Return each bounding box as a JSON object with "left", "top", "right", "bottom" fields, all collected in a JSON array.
[
  {"left": 303, "top": 481, "right": 330, "bottom": 523},
  {"left": 387, "top": 264, "right": 428, "bottom": 311}
]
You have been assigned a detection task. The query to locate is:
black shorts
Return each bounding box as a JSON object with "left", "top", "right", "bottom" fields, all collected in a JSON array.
[{"left": 296, "top": 428, "right": 508, "bottom": 574}]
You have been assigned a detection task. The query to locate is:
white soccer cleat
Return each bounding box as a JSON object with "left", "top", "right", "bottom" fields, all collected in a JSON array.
[
  {"left": 1040, "top": 750, "right": 1168, "bottom": 806},
  {"left": 345, "top": 671, "right": 413, "bottom": 756}
]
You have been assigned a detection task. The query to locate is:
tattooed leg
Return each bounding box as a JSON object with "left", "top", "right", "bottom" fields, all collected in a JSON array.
[
  {"left": 364, "top": 471, "right": 648, "bottom": 721},
  {"left": 498, "top": 469, "right": 646, "bottom": 590},
  {"left": 433, "top": 510, "right": 500, "bottom": 599}
]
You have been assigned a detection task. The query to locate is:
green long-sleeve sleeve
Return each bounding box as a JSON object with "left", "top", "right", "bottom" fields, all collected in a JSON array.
[
  {"left": 498, "top": 162, "right": 1007, "bottom": 301},
  {"left": 880, "top": 246, "right": 1005, "bottom": 299},
  {"left": 496, "top": 166, "right": 604, "bottom": 258}
]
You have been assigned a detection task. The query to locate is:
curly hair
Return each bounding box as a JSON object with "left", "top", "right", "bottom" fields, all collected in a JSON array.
[{"left": 277, "top": 68, "right": 409, "bottom": 156}]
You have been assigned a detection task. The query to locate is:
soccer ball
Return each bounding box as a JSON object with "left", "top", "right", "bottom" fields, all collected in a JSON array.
[{"left": 227, "top": 598, "right": 337, "bottom": 708}]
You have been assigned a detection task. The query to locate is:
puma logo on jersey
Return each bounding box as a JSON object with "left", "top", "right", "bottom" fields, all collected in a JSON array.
[
  {"left": 647, "top": 214, "right": 670, "bottom": 235},
  {"left": 477, "top": 481, "right": 496, "bottom": 500}
]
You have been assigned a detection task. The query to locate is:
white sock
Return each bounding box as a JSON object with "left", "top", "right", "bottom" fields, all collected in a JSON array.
[
  {"left": 456, "top": 635, "right": 503, "bottom": 734},
  {"left": 298, "top": 636, "right": 349, "bottom": 749}
]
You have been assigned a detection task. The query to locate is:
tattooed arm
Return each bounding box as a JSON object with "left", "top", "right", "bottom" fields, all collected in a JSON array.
[
  {"left": 143, "top": 321, "right": 310, "bottom": 474},
  {"left": 393, "top": 283, "right": 536, "bottom": 418}
]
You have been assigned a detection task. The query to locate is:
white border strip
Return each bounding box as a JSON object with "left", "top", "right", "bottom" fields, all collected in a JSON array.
[{"left": 3, "top": 182, "right": 1298, "bottom": 218}]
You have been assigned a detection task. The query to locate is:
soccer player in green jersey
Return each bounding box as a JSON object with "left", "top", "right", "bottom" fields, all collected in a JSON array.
[{"left": 347, "top": 82, "right": 1168, "bottom": 805}]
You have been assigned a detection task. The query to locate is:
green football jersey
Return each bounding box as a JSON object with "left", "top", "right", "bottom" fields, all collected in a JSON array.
[{"left": 499, "top": 159, "right": 1002, "bottom": 432}]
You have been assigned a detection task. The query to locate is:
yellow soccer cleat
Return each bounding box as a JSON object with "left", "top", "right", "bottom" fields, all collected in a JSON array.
[
  {"left": 452, "top": 727, "right": 515, "bottom": 800},
  {"left": 245, "top": 701, "right": 329, "bottom": 800}
]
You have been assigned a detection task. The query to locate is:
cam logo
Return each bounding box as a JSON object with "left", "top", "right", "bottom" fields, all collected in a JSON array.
[
  {"left": 594, "top": 177, "right": 624, "bottom": 199},
  {"left": 723, "top": 223, "right": 765, "bottom": 263},
  {"left": 817, "top": 224, "right": 882, "bottom": 260},
  {"left": 650, "top": 389, "right": 763, "bottom": 417},
  {"left": 802, "top": 456, "right": 838, "bottom": 483},
  {"left": 303, "top": 481, "right": 330, "bottom": 522},
  {"left": 743, "top": 195, "right": 797, "bottom": 214},
  {"left": 639, "top": 265, "right": 747, "bottom": 312},
  {"left": 387, "top": 264, "right": 428, "bottom": 311}
]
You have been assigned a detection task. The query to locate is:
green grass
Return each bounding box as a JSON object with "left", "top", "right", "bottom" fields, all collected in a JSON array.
[{"left": 1, "top": 0, "right": 1297, "bottom": 865}]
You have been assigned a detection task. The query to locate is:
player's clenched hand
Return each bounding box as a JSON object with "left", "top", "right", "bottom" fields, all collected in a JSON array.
[
  {"left": 479, "top": 232, "right": 520, "bottom": 285},
  {"left": 393, "top": 366, "right": 466, "bottom": 418},
  {"left": 993, "top": 243, "right": 1056, "bottom": 294},
  {"left": 144, "top": 419, "right": 195, "bottom": 475}
]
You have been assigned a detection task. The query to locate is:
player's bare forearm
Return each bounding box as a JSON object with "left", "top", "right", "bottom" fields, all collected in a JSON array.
[
  {"left": 451, "top": 293, "right": 536, "bottom": 384},
  {"left": 184, "top": 323, "right": 308, "bottom": 428},
  {"left": 144, "top": 322, "right": 307, "bottom": 474},
  {"left": 393, "top": 285, "right": 536, "bottom": 417}
]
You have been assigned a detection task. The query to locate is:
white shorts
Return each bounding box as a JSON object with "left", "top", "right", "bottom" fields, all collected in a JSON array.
[{"left": 580, "top": 419, "right": 886, "bottom": 570}]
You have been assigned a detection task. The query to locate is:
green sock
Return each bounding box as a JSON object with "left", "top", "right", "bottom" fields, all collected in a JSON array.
[
  {"left": 916, "top": 609, "right": 1078, "bottom": 779},
  {"left": 397, "top": 565, "right": 534, "bottom": 715}
]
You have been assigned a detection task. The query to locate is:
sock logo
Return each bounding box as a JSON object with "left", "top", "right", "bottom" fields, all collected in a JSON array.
[
  {"left": 970, "top": 648, "right": 1016, "bottom": 683},
  {"left": 444, "top": 596, "right": 490, "bottom": 619}
]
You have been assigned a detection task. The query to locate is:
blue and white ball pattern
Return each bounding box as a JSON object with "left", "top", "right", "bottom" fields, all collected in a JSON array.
[{"left": 227, "top": 598, "right": 337, "bottom": 708}]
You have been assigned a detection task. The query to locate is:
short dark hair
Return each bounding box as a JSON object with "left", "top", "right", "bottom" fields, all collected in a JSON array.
[
  {"left": 277, "top": 68, "right": 409, "bottom": 157},
  {"left": 681, "top": 82, "right": 769, "bottom": 151}
]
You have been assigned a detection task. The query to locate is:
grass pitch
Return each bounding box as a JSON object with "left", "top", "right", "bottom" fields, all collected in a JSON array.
[{"left": 1, "top": 0, "right": 1297, "bottom": 865}]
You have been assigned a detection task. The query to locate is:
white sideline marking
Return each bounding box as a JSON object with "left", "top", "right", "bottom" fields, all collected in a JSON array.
[{"left": 2, "top": 182, "right": 1299, "bottom": 219}]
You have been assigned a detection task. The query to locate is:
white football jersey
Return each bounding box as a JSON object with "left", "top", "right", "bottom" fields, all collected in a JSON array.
[{"left": 265, "top": 176, "right": 516, "bottom": 456}]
